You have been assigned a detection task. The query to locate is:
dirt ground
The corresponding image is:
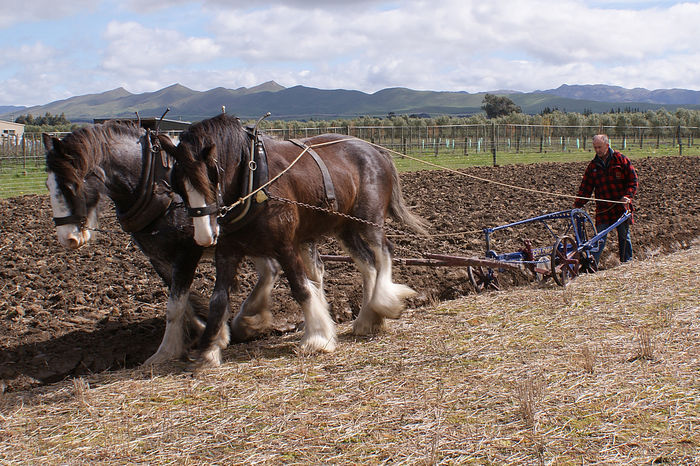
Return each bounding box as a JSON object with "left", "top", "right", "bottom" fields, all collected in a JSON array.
[{"left": 1, "top": 156, "right": 698, "bottom": 392}]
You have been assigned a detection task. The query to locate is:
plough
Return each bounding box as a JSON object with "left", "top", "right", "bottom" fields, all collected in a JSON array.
[{"left": 321, "top": 208, "right": 632, "bottom": 290}]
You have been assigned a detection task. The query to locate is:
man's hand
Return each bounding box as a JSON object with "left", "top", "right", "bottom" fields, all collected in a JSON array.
[{"left": 621, "top": 196, "right": 632, "bottom": 211}]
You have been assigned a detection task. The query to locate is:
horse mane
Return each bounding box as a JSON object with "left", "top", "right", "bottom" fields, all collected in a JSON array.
[
  {"left": 46, "top": 120, "right": 142, "bottom": 188},
  {"left": 177, "top": 114, "right": 250, "bottom": 199},
  {"left": 179, "top": 114, "right": 248, "bottom": 158}
]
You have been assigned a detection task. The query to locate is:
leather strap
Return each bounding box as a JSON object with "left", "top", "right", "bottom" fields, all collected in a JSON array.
[
  {"left": 116, "top": 130, "right": 173, "bottom": 232},
  {"left": 290, "top": 138, "right": 338, "bottom": 210}
]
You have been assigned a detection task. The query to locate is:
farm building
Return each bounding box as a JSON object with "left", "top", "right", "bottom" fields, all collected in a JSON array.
[{"left": 0, "top": 120, "right": 25, "bottom": 142}]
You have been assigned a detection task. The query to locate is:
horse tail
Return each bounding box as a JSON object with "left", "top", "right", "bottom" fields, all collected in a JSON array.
[{"left": 385, "top": 153, "right": 430, "bottom": 235}]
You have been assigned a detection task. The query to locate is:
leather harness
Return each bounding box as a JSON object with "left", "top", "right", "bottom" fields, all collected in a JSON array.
[
  {"left": 289, "top": 138, "right": 338, "bottom": 210},
  {"left": 116, "top": 130, "right": 174, "bottom": 233},
  {"left": 215, "top": 127, "right": 271, "bottom": 229}
]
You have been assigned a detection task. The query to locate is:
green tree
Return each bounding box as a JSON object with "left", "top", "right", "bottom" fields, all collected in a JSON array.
[{"left": 481, "top": 94, "right": 522, "bottom": 119}]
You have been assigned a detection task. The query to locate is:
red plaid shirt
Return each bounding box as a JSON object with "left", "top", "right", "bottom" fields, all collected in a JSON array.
[{"left": 573, "top": 149, "right": 638, "bottom": 225}]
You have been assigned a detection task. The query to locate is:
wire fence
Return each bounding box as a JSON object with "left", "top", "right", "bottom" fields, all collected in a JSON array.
[{"left": 2, "top": 124, "right": 698, "bottom": 198}]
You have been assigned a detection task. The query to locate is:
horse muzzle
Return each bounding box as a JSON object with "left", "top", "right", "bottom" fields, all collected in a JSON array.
[{"left": 57, "top": 225, "right": 90, "bottom": 249}]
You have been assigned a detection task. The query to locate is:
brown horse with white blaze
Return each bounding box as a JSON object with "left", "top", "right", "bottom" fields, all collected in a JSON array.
[{"left": 161, "top": 114, "right": 428, "bottom": 366}]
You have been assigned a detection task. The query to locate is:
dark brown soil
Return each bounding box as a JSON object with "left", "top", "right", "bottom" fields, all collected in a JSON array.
[{"left": 2, "top": 156, "right": 698, "bottom": 392}]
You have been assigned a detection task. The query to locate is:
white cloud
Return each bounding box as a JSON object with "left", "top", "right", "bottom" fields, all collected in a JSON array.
[
  {"left": 102, "top": 21, "right": 221, "bottom": 71},
  {"left": 3, "top": 0, "right": 700, "bottom": 106},
  {"left": 0, "top": 1, "right": 95, "bottom": 28}
]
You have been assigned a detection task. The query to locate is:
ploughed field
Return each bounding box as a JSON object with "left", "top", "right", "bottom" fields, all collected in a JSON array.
[{"left": 1, "top": 156, "right": 698, "bottom": 392}]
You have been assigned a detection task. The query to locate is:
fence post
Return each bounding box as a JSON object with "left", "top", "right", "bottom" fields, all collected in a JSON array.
[
  {"left": 491, "top": 122, "right": 497, "bottom": 166},
  {"left": 677, "top": 125, "right": 682, "bottom": 156}
]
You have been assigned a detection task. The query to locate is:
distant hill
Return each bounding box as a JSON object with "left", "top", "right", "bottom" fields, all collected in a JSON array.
[
  {"left": 2, "top": 82, "right": 699, "bottom": 123},
  {"left": 539, "top": 84, "right": 700, "bottom": 105},
  {"left": 0, "top": 106, "right": 27, "bottom": 119}
]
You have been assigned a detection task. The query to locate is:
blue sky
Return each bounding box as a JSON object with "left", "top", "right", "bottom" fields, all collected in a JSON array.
[{"left": 1, "top": 0, "right": 699, "bottom": 106}]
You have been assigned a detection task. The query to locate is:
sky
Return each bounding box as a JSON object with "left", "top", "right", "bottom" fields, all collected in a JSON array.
[{"left": 2, "top": 0, "right": 700, "bottom": 107}]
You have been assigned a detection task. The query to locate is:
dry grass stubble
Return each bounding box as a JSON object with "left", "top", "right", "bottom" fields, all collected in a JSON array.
[{"left": 1, "top": 245, "right": 698, "bottom": 464}]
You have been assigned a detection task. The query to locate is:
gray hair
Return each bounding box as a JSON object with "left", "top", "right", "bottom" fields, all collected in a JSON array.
[{"left": 593, "top": 134, "right": 609, "bottom": 145}]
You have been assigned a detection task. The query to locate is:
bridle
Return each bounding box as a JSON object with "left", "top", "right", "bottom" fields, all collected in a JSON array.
[
  {"left": 185, "top": 113, "right": 270, "bottom": 230},
  {"left": 51, "top": 168, "right": 105, "bottom": 229}
]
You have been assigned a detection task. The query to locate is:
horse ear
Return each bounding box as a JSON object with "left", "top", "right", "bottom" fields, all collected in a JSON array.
[
  {"left": 157, "top": 134, "right": 177, "bottom": 154},
  {"left": 43, "top": 133, "right": 61, "bottom": 151}
]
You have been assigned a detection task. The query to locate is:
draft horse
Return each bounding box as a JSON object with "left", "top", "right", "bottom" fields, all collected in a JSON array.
[
  {"left": 44, "top": 121, "right": 280, "bottom": 365},
  {"left": 161, "top": 114, "right": 428, "bottom": 366}
]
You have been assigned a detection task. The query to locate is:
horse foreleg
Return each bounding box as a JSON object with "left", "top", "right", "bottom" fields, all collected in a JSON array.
[
  {"left": 279, "top": 247, "right": 336, "bottom": 353},
  {"left": 230, "top": 256, "right": 281, "bottom": 342},
  {"left": 193, "top": 248, "right": 240, "bottom": 367},
  {"left": 144, "top": 250, "right": 203, "bottom": 366},
  {"left": 300, "top": 242, "right": 325, "bottom": 298}
]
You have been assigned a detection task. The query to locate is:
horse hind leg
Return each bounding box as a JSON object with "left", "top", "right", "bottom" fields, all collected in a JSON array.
[
  {"left": 279, "top": 247, "right": 337, "bottom": 353},
  {"left": 338, "top": 235, "right": 385, "bottom": 336},
  {"left": 230, "top": 257, "right": 281, "bottom": 342},
  {"left": 369, "top": 240, "right": 416, "bottom": 320}
]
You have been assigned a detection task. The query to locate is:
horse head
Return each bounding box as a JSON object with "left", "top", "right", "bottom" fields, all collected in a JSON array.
[
  {"left": 44, "top": 133, "right": 105, "bottom": 249},
  {"left": 159, "top": 134, "right": 220, "bottom": 247}
]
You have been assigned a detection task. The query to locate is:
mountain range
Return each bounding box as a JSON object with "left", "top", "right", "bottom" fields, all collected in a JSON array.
[{"left": 2, "top": 82, "right": 700, "bottom": 123}]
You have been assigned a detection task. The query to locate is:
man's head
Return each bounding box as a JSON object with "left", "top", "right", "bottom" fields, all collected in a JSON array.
[{"left": 592, "top": 134, "right": 610, "bottom": 158}]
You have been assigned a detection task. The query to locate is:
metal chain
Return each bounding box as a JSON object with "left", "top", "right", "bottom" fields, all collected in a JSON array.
[
  {"left": 267, "top": 193, "right": 384, "bottom": 229},
  {"left": 266, "top": 193, "right": 433, "bottom": 258}
]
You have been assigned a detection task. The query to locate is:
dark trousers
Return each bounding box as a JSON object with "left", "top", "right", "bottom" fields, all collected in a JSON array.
[{"left": 593, "top": 219, "right": 633, "bottom": 263}]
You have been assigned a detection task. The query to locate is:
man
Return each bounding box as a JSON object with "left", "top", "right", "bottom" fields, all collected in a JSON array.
[{"left": 573, "top": 134, "right": 638, "bottom": 264}]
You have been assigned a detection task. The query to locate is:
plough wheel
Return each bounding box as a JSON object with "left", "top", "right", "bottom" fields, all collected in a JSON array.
[
  {"left": 550, "top": 235, "right": 580, "bottom": 286},
  {"left": 467, "top": 266, "right": 500, "bottom": 292}
]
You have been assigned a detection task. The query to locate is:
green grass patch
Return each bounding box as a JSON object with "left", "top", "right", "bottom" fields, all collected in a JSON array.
[{"left": 0, "top": 163, "right": 47, "bottom": 198}]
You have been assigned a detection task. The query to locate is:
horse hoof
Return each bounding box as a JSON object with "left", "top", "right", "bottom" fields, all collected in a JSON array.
[
  {"left": 143, "top": 351, "right": 176, "bottom": 366},
  {"left": 300, "top": 334, "right": 337, "bottom": 353},
  {"left": 352, "top": 317, "right": 386, "bottom": 336},
  {"left": 187, "top": 347, "right": 223, "bottom": 369}
]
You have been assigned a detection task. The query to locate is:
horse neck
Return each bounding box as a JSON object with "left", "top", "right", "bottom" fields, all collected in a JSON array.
[{"left": 99, "top": 135, "right": 147, "bottom": 211}]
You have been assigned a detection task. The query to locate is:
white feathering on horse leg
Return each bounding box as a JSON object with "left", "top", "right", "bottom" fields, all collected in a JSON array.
[
  {"left": 197, "top": 323, "right": 230, "bottom": 367},
  {"left": 299, "top": 279, "right": 337, "bottom": 353},
  {"left": 368, "top": 246, "right": 416, "bottom": 319},
  {"left": 351, "top": 260, "right": 386, "bottom": 335},
  {"left": 144, "top": 293, "right": 189, "bottom": 365}
]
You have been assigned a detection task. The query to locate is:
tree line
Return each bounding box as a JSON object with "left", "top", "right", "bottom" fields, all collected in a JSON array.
[
  {"left": 14, "top": 112, "right": 78, "bottom": 132},
  {"left": 15, "top": 105, "right": 700, "bottom": 135},
  {"left": 258, "top": 106, "right": 700, "bottom": 134}
]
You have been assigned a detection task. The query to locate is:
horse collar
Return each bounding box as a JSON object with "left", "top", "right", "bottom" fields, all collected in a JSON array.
[
  {"left": 216, "top": 128, "right": 270, "bottom": 228},
  {"left": 116, "top": 130, "right": 174, "bottom": 232}
]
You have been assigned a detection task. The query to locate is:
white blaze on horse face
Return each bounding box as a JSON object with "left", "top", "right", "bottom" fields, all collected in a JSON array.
[
  {"left": 185, "top": 178, "right": 218, "bottom": 247},
  {"left": 46, "top": 172, "right": 89, "bottom": 249}
]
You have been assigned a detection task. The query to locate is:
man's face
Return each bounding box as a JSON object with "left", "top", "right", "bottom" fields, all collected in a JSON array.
[{"left": 593, "top": 140, "right": 609, "bottom": 157}]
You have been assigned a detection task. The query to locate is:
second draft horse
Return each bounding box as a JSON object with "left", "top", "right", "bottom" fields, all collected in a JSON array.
[{"left": 161, "top": 114, "right": 428, "bottom": 366}]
